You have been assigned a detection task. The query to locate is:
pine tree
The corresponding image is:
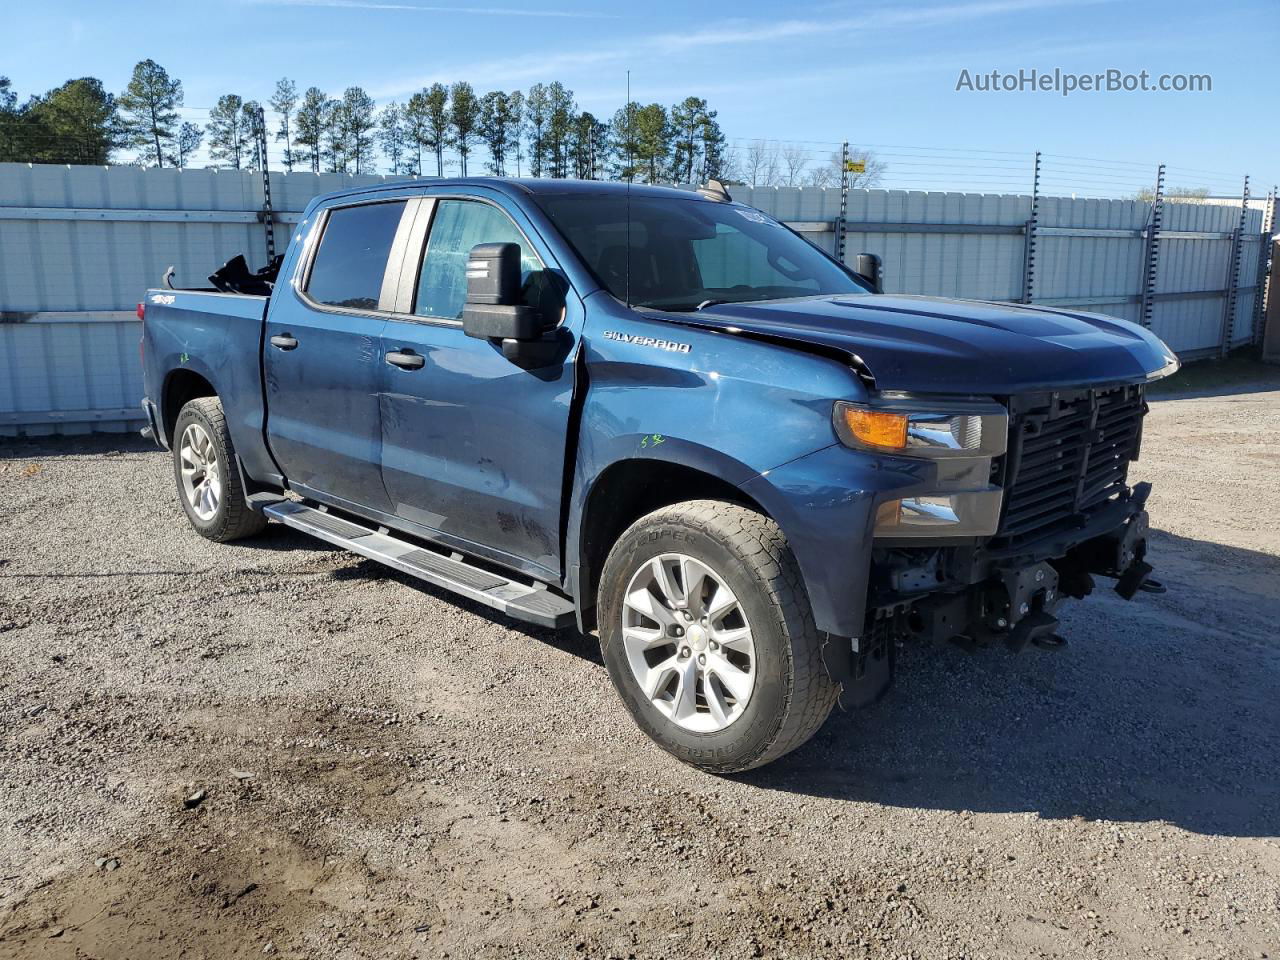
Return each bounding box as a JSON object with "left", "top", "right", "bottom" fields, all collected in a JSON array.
[
  {"left": 570, "top": 111, "right": 607, "bottom": 180},
  {"left": 340, "top": 86, "right": 376, "bottom": 173},
  {"left": 294, "top": 86, "right": 328, "bottom": 173},
  {"left": 479, "top": 90, "right": 516, "bottom": 176},
  {"left": 242, "top": 101, "right": 264, "bottom": 170},
  {"left": 269, "top": 78, "right": 298, "bottom": 171},
  {"left": 207, "top": 94, "right": 251, "bottom": 168},
  {"left": 22, "top": 78, "right": 121, "bottom": 164},
  {"left": 671, "top": 96, "right": 718, "bottom": 184},
  {"left": 175, "top": 122, "right": 202, "bottom": 168},
  {"left": 633, "top": 103, "right": 671, "bottom": 184},
  {"left": 324, "top": 96, "right": 346, "bottom": 172},
  {"left": 524, "top": 83, "right": 549, "bottom": 178},
  {"left": 378, "top": 102, "right": 408, "bottom": 174},
  {"left": 448, "top": 81, "right": 479, "bottom": 176},
  {"left": 422, "top": 83, "right": 449, "bottom": 176},
  {"left": 508, "top": 91, "right": 524, "bottom": 176},
  {"left": 545, "top": 82, "right": 575, "bottom": 178},
  {"left": 118, "top": 59, "right": 182, "bottom": 167},
  {"left": 700, "top": 113, "right": 726, "bottom": 180},
  {"left": 403, "top": 90, "right": 429, "bottom": 176},
  {"left": 0, "top": 77, "right": 17, "bottom": 161}
]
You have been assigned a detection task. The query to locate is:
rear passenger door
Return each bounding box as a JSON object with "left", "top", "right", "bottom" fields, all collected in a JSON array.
[
  {"left": 378, "top": 192, "right": 579, "bottom": 579},
  {"left": 265, "top": 198, "right": 411, "bottom": 513}
]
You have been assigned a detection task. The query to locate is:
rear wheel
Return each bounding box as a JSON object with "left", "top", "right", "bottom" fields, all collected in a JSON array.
[
  {"left": 598, "top": 500, "right": 839, "bottom": 773},
  {"left": 172, "top": 397, "right": 267, "bottom": 542}
]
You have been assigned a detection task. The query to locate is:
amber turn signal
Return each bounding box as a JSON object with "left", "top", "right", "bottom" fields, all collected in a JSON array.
[{"left": 837, "top": 406, "right": 908, "bottom": 450}]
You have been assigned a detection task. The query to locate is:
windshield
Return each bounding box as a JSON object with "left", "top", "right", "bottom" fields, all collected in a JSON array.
[{"left": 534, "top": 194, "right": 867, "bottom": 311}]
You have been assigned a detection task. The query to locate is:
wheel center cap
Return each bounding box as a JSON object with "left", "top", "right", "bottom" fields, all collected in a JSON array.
[{"left": 686, "top": 625, "right": 708, "bottom": 652}]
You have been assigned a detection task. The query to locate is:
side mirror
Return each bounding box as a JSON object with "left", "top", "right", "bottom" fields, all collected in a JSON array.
[
  {"left": 854, "top": 252, "right": 882, "bottom": 294},
  {"left": 462, "top": 242, "right": 543, "bottom": 341}
]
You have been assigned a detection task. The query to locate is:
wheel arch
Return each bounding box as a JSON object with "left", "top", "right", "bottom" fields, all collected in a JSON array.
[
  {"left": 161, "top": 368, "right": 218, "bottom": 447},
  {"left": 572, "top": 457, "right": 772, "bottom": 633}
]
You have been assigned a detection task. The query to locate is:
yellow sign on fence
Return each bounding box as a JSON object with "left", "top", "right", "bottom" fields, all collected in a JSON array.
[{"left": 844, "top": 160, "right": 867, "bottom": 173}]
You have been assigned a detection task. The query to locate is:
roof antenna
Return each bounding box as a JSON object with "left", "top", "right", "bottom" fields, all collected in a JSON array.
[
  {"left": 697, "top": 179, "right": 731, "bottom": 203},
  {"left": 625, "top": 68, "right": 632, "bottom": 308}
]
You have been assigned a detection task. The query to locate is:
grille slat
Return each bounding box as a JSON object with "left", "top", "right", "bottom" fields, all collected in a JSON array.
[{"left": 994, "top": 385, "right": 1145, "bottom": 546}]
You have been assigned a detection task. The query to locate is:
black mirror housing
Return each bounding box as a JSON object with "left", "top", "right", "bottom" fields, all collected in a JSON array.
[
  {"left": 461, "top": 241, "right": 544, "bottom": 342},
  {"left": 854, "top": 252, "right": 883, "bottom": 293},
  {"left": 463, "top": 302, "right": 544, "bottom": 341},
  {"left": 465, "top": 242, "right": 522, "bottom": 305}
]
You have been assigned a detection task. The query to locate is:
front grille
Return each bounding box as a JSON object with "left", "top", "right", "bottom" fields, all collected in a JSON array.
[{"left": 995, "top": 384, "right": 1146, "bottom": 545}]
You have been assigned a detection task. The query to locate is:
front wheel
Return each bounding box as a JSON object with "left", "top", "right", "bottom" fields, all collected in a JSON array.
[
  {"left": 172, "top": 397, "right": 268, "bottom": 542},
  {"left": 598, "top": 500, "right": 839, "bottom": 773}
]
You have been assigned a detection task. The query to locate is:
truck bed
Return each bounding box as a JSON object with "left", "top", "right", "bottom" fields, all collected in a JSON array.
[{"left": 140, "top": 289, "right": 277, "bottom": 483}]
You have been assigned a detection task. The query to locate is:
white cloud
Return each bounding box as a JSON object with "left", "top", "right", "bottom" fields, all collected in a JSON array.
[{"left": 369, "top": 0, "right": 1112, "bottom": 98}]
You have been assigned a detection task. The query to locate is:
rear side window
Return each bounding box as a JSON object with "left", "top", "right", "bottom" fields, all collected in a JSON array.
[
  {"left": 305, "top": 200, "right": 407, "bottom": 310},
  {"left": 414, "top": 199, "right": 543, "bottom": 320}
]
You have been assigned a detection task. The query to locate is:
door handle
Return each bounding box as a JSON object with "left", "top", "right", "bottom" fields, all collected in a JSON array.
[
  {"left": 270, "top": 334, "right": 299, "bottom": 350},
  {"left": 385, "top": 350, "right": 425, "bottom": 370}
]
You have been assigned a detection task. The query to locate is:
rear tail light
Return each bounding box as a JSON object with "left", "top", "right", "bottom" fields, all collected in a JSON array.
[{"left": 136, "top": 302, "right": 146, "bottom": 321}]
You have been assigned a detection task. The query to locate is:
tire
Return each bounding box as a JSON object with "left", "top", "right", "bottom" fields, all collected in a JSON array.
[
  {"left": 598, "top": 499, "right": 839, "bottom": 773},
  {"left": 172, "top": 397, "right": 268, "bottom": 542}
]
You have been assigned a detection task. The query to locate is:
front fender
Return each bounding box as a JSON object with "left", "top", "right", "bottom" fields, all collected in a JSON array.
[{"left": 740, "top": 443, "right": 924, "bottom": 637}]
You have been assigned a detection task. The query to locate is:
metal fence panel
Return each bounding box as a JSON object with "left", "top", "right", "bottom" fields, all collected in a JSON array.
[{"left": 0, "top": 164, "right": 1269, "bottom": 435}]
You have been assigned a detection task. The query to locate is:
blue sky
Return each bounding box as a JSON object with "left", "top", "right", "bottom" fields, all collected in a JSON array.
[{"left": 5, "top": 0, "right": 1277, "bottom": 196}]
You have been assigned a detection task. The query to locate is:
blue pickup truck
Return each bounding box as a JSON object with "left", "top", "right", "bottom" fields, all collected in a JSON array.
[{"left": 139, "top": 177, "right": 1178, "bottom": 772}]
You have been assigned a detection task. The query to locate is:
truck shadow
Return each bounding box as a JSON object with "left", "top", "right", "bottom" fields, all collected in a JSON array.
[
  {"left": 745, "top": 530, "right": 1280, "bottom": 839},
  {"left": 331, "top": 557, "right": 605, "bottom": 666},
  {"left": 325, "top": 527, "right": 1279, "bottom": 838}
]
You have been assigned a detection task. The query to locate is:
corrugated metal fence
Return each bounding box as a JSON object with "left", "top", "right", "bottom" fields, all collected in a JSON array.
[{"left": 0, "top": 162, "right": 1269, "bottom": 436}]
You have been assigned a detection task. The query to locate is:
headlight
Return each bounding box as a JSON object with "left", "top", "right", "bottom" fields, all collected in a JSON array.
[
  {"left": 833, "top": 397, "right": 1010, "bottom": 538},
  {"left": 833, "top": 401, "right": 1007, "bottom": 457}
]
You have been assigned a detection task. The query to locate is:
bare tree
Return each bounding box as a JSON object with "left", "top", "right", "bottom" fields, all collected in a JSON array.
[
  {"left": 743, "top": 140, "right": 781, "bottom": 188},
  {"left": 781, "top": 143, "right": 808, "bottom": 187},
  {"left": 805, "top": 149, "right": 886, "bottom": 188}
]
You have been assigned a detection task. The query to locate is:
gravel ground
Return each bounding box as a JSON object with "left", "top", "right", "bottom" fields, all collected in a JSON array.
[{"left": 1, "top": 375, "right": 1278, "bottom": 960}]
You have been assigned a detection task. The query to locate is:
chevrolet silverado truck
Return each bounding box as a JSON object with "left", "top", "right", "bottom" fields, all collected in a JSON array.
[{"left": 139, "top": 178, "right": 1178, "bottom": 772}]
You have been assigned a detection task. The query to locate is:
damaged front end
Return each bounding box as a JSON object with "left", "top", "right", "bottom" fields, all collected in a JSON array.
[{"left": 827, "top": 382, "right": 1164, "bottom": 707}]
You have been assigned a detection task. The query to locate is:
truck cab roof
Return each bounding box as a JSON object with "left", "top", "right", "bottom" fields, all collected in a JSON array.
[{"left": 308, "top": 176, "right": 720, "bottom": 208}]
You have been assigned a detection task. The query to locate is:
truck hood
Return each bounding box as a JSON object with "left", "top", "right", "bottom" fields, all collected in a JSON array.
[{"left": 661, "top": 294, "right": 1178, "bottom": 395}]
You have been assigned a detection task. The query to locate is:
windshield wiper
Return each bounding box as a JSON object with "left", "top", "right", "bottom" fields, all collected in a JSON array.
[{"left": 695, "top": 299, "right": 728, "bottom": 311}]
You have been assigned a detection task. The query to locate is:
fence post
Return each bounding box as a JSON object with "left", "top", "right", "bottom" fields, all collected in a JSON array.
[
  {"left": 835, "top": 141, "right": 850, "bottom": 264},
  {"left": 255, "top": 106, "right": 276, "bottom": 263},
  {"left": 1020, "top": 151, "right": 1040, "bottom": 304},
  {"left": 1139, "top": 163, "right": 1165, "bottom": 329},
  {"left": 1253, "top": 187, "right": 1276, "bottom": 345},
  {"left": 1218, "top": 175, "right": 1249, "bottom": 357}
]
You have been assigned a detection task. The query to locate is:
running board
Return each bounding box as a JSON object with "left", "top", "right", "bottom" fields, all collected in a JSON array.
[{"left": 263, "top": 502, "right": 575, "bottom": 629}]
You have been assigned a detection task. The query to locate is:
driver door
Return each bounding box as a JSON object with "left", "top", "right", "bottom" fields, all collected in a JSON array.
[{"left": 378, "top": 192, "right": 579, "bottom": 579}]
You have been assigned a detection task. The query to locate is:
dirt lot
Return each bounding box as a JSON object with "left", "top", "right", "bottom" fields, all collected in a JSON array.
[{"left": 1, "top": 371, "right": 1278, "bottom": 960}]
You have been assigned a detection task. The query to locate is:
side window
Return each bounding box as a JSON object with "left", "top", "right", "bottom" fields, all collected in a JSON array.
[
  {"left": 414, "top": 200, "right": 545, "bottom": 321},
  {"left": 305, "top": 200, "right": 407, "bottom": 311}
]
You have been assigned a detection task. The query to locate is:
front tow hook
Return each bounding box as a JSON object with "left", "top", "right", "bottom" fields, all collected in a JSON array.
[{"left": 1114, "top": 559, "right": 1154, "bottom": 600}]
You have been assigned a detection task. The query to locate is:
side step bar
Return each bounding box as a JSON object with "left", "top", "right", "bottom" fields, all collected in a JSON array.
[{"left": 263, "top": 502, "right": 575, "bottom": 629}]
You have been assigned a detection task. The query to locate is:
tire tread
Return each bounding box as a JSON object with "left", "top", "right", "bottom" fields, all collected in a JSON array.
[
  {"left": 175, "top": 397, "right": 268, "bottom": 542},
  {"left": 605, "top": 499, "right": 839, "bottom": 773}
]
